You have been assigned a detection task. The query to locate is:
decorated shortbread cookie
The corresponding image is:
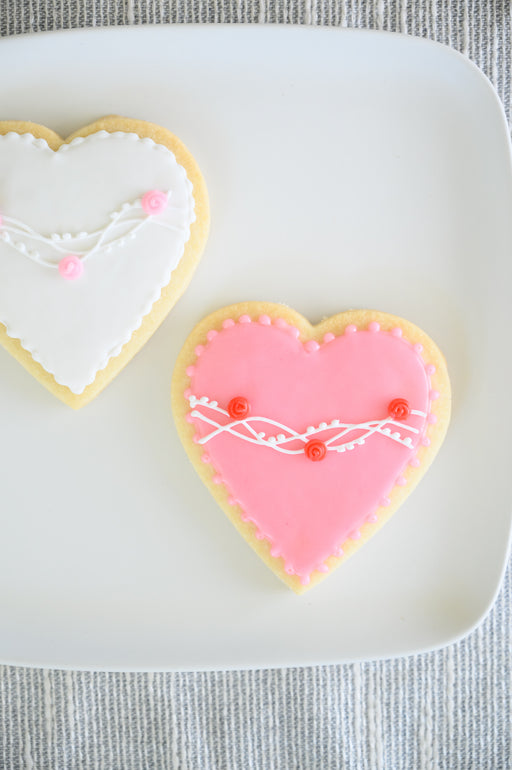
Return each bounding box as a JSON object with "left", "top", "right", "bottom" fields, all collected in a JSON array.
[
  {"left": 0, "top": 116, "right": 209, "bottom": 407},
  {"left": 172, "top": 303, "right": 451, "bottom": 593}
]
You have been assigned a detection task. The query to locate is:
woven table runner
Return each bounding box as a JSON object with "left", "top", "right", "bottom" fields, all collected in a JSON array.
[{"left": 0, "top": 3, "right": 510, "bottom": 769}]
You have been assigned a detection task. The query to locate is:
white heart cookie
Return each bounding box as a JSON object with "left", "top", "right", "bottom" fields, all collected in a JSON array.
[{"left": 0, "top": 117, "right": 209, "bottom": 407}]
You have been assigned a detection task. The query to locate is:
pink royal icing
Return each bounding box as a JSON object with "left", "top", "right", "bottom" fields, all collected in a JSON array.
[{"left": 185, "top": 318, "right": 434, "bottom": 585}]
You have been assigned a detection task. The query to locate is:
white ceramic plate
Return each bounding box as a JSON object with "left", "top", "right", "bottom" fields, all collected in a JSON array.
[{"left": 0, "top": 25, "right": 511, "bottom": 671}]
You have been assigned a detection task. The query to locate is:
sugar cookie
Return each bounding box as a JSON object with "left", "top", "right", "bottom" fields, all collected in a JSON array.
[
  {"left": 0, "top": 116, "right": 209, "bottom": 407},
  {"left": 172, "top": 303, "right": 451, "bottom": 593}
]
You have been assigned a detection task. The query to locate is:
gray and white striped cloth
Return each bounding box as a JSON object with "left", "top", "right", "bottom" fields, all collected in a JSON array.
[{"left": 0, "top": 3, "right": 511, "bottom": 768}]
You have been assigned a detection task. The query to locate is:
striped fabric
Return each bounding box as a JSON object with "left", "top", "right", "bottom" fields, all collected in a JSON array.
[{"left": 0, "top": 3, "right": 510, "bottom": 768}]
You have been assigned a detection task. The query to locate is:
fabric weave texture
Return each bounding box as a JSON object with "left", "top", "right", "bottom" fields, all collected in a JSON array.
[{"left": 0, "top": 2, "right": 511, "bottom": 768}]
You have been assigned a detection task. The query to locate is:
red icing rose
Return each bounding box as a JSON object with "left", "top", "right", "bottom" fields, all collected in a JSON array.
[
  {"left": 388, "top": 398, "right": 410, "bottom": 421},
  {"left": 228, "top": 396, "right": 250, "bottom": 420},
  {"left": 305, "top": 439, "right": 327, "bottom": 462}
]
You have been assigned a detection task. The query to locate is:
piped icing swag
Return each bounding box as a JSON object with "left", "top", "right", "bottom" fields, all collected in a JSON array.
[
  {"left": 0, "top": 188, "right": 172, "bottom": 277},
  {"left": 172, "top": 305, "right": 450, "bottom": 593}
]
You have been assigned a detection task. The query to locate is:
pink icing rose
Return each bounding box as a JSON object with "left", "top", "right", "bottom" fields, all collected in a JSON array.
[
  {"left": 58, "top": 255, "right": 83, "bottom": 281},
  {"left": 141, "top": 190, "right": 168, "bottom": 215}
]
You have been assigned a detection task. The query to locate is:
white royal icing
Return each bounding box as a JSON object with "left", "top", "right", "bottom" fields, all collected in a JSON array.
[
  {"left": 0, "top": 130, "right": 196, "bottom": 394},
  {"left": 188, "top": 396, "right": 427, "bottom": 455}
]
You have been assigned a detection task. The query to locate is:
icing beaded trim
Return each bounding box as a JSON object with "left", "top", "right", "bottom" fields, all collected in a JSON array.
[{"left": 0, "top": 190, "right": 185, "bottom": 269}]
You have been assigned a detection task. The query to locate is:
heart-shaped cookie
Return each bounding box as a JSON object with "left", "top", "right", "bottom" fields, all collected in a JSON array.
[
  {"left": 172, "top": 303, "right": 451, "bottom": 593},
  {"left": 0, "top": 116, "right": 209, "bottom": 407}
]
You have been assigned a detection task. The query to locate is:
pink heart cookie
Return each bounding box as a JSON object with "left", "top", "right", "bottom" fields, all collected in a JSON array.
[{"left": 172, "top": 304, "right": 451, "bottom": 593}]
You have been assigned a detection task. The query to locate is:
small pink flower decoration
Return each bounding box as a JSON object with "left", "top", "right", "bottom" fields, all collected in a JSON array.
[
  {"left": 58, "top": 255, "right": 83, "bottom": 281},
  {"left": 141, "top": 190, "right": 168, "bottom": 216}
]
